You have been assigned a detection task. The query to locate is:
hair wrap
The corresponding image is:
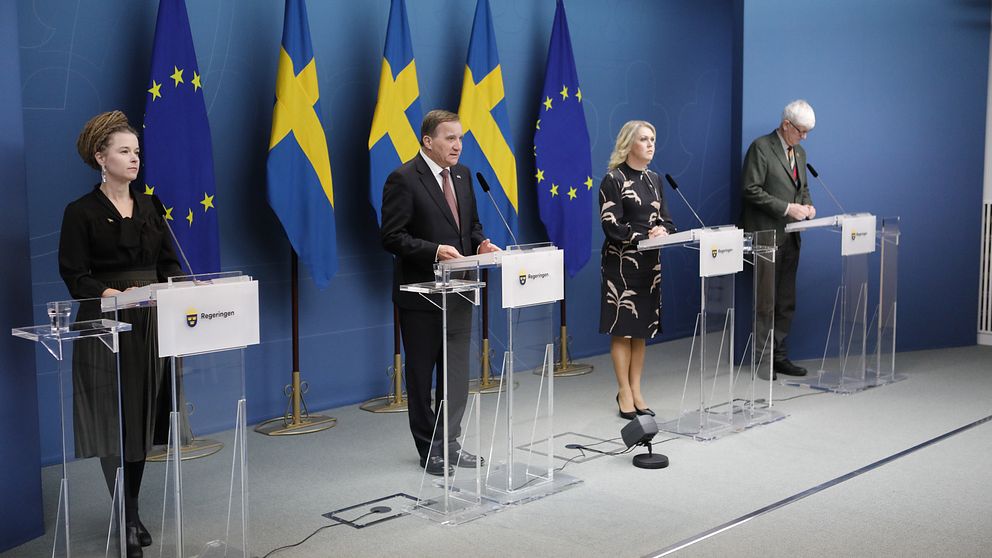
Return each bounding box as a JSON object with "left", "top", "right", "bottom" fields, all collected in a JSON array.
[{"left": 76, "top": 111, "right": 137, "bottom": 169}]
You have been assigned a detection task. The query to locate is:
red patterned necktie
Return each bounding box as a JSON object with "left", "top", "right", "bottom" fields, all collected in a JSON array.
[
  {"left": 440, "top": 168, "right": 460, "bottom": 230},
  {"left": 788, "top": 147, "right": 798, "bottom": 181}
]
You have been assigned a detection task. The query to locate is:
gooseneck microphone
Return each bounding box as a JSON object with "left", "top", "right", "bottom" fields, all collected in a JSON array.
[
  {"left": 663, "top": 173, "right": 706, "bottom": 228},
  {"left": 475, "top": 172, "right": 519, "bottom": 247},
  {"left": 151, "top": 194, "right": 195, "bottom": 275},
  {"left": 805, "top": 163, "right": 846, "bottom": 214}
]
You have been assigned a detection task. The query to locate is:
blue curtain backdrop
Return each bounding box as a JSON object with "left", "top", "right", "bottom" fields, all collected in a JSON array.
[
  {"left": 11, "top": 0, "right": 989, "bottom": 467},
  {"left": 0, "top": 0, "right": 43, "bottom": 550}
]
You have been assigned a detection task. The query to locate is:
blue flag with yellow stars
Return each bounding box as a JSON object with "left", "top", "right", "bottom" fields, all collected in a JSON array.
[
  {"left": 267, "top": 0, "right": 338, "bottom": 288},
  {"left": 534, "top": 0, "right": 592, "bottom": 277},
  {"left": 143, "top": 0, "right": 219, "bottom": 274},
  {"left": 458, "top": 0, "right": 518, "bottom": 249},
  {"left": 369, "top": 0, "right": 423, "bottom": 226}
]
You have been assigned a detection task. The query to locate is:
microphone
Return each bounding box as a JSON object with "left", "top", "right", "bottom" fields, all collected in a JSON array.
[
  {"left": 475, "top": 172, "right": 518, "bottom": 247},
  {"left": 663, "top": 173, "right": 706, "bottom": 228},
  {"left": 806, "top": 163, "right": 846, "bottom": 214},
  {"left": 151, "top": 194, "right": 195, "bottom": 275}
]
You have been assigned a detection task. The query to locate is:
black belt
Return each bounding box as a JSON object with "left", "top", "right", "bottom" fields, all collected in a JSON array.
[{"left": 92, "top": 269, "right": 158, "bottom": 282}]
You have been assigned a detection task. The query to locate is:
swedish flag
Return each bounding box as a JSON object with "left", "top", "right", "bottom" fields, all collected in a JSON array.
[
  {"left": 267, "top": 0, "right": 337, "bottom": 288},
  {"left": 143, "top": 0, "right": 219, "bottom": 274},
  {"left": 369, "top": 0, "right": 423, "bottom": 226},
  {"left": 458, "top": 0, "right": 518, "bottom": 248},
  {"left": 534, "top": 0, "right": 592, "bottom": 277}
]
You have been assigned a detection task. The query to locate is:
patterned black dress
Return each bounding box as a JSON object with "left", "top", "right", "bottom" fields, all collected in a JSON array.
[{"left": 598, "top": 163, "right": 676, "bottom": 338}]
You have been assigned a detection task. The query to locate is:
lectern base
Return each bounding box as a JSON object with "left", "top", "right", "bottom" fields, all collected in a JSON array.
[
  {"left": 254, "top": 414, "right": 337, "bottom": 436},
  {"left": 783, "top": 369, "right": 907, "bottom": 394},
  {"left": 657, "top": 405, "right": 788, "bottom": 441},
  {"left": 471, "top": 463, "right": 582, "bottom": 506},
  {"left": 656, "top": 410, "right": 736, "bottom": 441},
  {"left": 409, "top": 496, "right": 501, "bottom": 526}
]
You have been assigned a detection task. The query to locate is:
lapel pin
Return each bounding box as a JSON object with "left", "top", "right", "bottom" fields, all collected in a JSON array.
[
  {"left": 107, "top": 218, "right": 114, "bottom": 223},
  {"left": 456, "top": 175, "right": 462, "bottom": 179}
]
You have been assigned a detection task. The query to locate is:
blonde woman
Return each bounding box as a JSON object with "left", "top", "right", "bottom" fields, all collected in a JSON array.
[{"left": 599, "top": 120, "right": 676, "bottom": 419}]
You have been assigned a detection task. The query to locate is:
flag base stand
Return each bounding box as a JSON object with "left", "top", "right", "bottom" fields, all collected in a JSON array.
[
  {"left": 147, "top": 438, "right": 223, "bottom": 462},
  {"left": 470, "top": 338, "right": 516, "bottom": 394},
  {"left": 254, "top": 370, "right": 337, "bottom": 436},
  {"left": 533, "top": 325, "right": 594, "bottom": 377},
  {"left": 361, "top": 354, "right": 408, "bottom": 413}
]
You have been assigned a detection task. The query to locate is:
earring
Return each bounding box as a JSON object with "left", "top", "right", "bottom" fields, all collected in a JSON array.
[{"left": 101, "top": 166, "right": 107, "bottom": 183}]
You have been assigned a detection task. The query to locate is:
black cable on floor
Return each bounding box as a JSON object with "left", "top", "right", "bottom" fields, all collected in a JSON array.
[{"left": 260, "top": 511, "right": 376, "bottom": 558}]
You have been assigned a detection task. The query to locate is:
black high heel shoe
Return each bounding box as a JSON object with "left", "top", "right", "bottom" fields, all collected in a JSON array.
[
  {"left": 125, "top": 522, "right": 144, "bottom": 558},
  {"left": 135, "top": 517, "right": 152, "bottom": 547},
  {"left": 635, "top": 407, "right": 656, "bottom": 417},
  {"left": 616, "top": 394, "right": 637, "bottom": 420}
]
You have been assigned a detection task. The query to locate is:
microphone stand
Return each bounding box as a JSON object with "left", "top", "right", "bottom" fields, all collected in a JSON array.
[
  {"left": 657, "top": 170, "right": 706, "bottom": 228},
  {"left": 806, "top": 164, "right": 847, "bottom": 214}
]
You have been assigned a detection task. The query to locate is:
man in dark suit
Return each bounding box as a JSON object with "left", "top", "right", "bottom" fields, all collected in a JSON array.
[
  {"left": 741, "top": 99, "right": 817, "bottom": 380},
  {"left": 381, "top": 109, "right": 500, "bottom": 475}
]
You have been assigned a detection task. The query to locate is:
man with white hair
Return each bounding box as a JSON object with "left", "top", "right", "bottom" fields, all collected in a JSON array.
[{"left": 741, "top": 99, "right": 817, "bottom": 379}]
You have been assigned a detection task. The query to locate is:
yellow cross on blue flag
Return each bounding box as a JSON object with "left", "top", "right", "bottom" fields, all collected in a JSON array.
[
  {"left": 143, "top": 0, "right": 219, "bottom": 274},
  {"left": 267, "top": 0, "right": 337, "bottom": 288},
  {"left": 534, "top": 0, "right": 592, "bottom": 276},
  {"left": 458, "top": 0, "right": 518, "bottom": 249},
  {"left": 369, "top": 0, "right": 423, "bottom": 226}
]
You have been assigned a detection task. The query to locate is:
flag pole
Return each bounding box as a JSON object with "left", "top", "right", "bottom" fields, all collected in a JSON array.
[
  {"left": 360, "top": 303, "right": 409, "bottom": 412},
  {"left": 471, "top": 269, "right": 507, "bottom": 393},
  {"left": 538, "top": 277, "right": 593, "bottom": 377},
  {"left": 255, "top": 249, "right": 337, "bottom": 435}
]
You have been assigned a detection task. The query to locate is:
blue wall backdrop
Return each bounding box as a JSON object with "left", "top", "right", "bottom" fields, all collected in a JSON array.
[
  {"left": 741, "top": 0, "right": 990, "bottom": 360},
  {"left": 10, "top": 0, "right": 991, "bottom": 471},
  {"left": 15, "top": 0, "right": 735, "bottom": 464},
  {"left": 0, "top": 0, "right": 43, "bottom": 550}
]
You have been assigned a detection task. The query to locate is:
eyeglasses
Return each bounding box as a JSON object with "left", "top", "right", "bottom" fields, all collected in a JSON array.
[{"left": 788, "top": 120, "right": 810, "bottom": 138}]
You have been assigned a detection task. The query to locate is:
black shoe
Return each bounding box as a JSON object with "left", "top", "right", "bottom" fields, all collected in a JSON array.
[
  {"left": 453, "top": 449, "right": 484, "bottom": 468},
  {"left": 774, "top": 359, "right": 808, "bottom": 377},
  {"left": 419, "top": 455, "right": 454, "bottom": 477},
  {"left": 635, "top": 407, "right": 656, "bottom": 417},
  {"left": 135, "top": 518, "right": 151, "bottom": 547},
  {"left": 616, "top": 394, "right": 637, "bottom": 420},
  {"left": 125, "top": 523, "right": 144, "bottom": 558}
]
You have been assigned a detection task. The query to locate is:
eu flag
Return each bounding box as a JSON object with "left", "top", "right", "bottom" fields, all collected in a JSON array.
[
  {"left": 458, "top": 0, "right": 518, "bottom": 249},
  {"left": 143, "top": 0, "right": 219, "bottom": 274},
  {"left": 369, "top": 0, "right": 423, "bottom": 226},
  {"left": 267, "top": 0, "right": 338, "bottom": 288},
  {"left": 534, "top": 0, "right": 592, "bottom": 277}
]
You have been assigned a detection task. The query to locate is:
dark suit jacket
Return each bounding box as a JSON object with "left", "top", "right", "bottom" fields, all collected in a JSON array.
[
  {"left": 381, "top": 154, "right": 486, "bottom": 311},
  {"left": 741, "top": 130, "right": 812, "bottom": 246}
]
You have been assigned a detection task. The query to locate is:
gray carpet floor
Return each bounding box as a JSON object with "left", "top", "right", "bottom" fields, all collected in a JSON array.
[{"left": 5, "top": 341, "right": 991, "bottom": 558}]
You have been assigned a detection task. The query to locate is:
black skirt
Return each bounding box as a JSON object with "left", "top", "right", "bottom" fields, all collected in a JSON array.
[{"left": 72, "top": 274, "right": 172, "bottom": 462}]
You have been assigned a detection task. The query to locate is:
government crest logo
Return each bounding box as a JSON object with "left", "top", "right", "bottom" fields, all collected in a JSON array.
[
  {"left": 711, "top": 247, "right": 718, "bottom": 258},
  {"left": 851, "top": 230, "right": 857, "bottom": 241},
  {"left": 518, "top": 270, "right": 527, "bottom": 286},
  {"left": 186, "top": 308, "right": 198, "bottom": 328}
]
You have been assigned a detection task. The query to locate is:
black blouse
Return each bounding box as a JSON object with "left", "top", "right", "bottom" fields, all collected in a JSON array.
[{"left": 59, "top": 185, "right": 183, "bottom": 299}]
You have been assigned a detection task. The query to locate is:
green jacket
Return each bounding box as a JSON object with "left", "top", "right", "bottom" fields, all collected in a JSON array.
[{"left": 741, "top": 130, "right": 812, "bottom": 246}]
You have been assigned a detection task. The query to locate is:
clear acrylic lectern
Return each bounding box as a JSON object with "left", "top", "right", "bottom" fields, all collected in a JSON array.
[
  {"left": 782, "top": 214, "right": 903, "bottom": 393},
  {"left": 101, "top": 271, "right": 259, "bottom": 557},
  {"left": 638, "top": 226, "right": 785, "bottom": 441},
  {"left": 12, "top": 297, "right": 131, "bottom": 558}
]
